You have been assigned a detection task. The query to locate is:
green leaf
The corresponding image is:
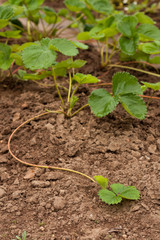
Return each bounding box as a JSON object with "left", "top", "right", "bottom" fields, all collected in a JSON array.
[
  {"left": 134, "top": 12, "right": 154, "bottom": 25},
  {"left": 71, "top": 41, "right": 88, "bottom": 50},
  {"left": 77, "top": 32, "right": 91, "bottom": 41},
  {"left": 73, "top": 73, "right": 99, "bottom": 84},
  {"left": 88, "top": 89, "right": 119, "bottom": 117},
  {"left": 0, "top": 43, "right": 13, "bottom": 70},
  {"left": 0, "top": 30, "right": 21, "bottom": 39},
  {"left": 139, "top": 42, "right": 160, "bottom": 54},
  {"left": 19, "top": 70, "right": 52, "bottom": 81},
  {"left": 64, "top": 0, "right": 86, "bottom": 12},
  {"left": 137, "top": 24, "right": 160, "bottom": 41},
  {"left": 70, "top": 95, "right": 79, "bottom": 109},
  {"left": 26, "top": 0, "right": 45, "bottom": 11},
  {"left": 98, "top": 189, "right": 122, "bottom": 205},
  {"left": 100, "top": 26, "right": 118, "bottom": 38},
  {"left": 112, "top": 72, "right": 143, "bottom": 96},
  {"left": 141, "top": 81, "right": 160, "bottom": 91},
  {"left": 111, "top": 183, "right": 140, "bottom": 200},
  {"left": 22, "top": 38, "right": 57, "bottom": 70},
  {"left": 11, "top": 52, "right": 23, "bottom": 66},
  {"left": 149, "top": 56, "right": 160, "bottom": 64},
  {"left": 0, "top": 19, "right": 9, "bottom": 29},
  {"left": 119, "top": 34, "right": 139, "bottom": 55},
  {"left": 94, "top": 175, "right": 108, "bottom": 189},
  {"left": 117, "top": 15, "right": 138, "bottom": 37},
  {"left": 54, "top": 59, "right": 86, "bottom": 70},
  {"left": 119, "top": 94, "right": 147, "bottom": 120},
  {"left": 0, "top": 6, "right": 14, "bottom": 20},
  {"left": 50, "top": 38, "right": 78, "bottom": 56},
  {"left": 87, "top": 0, "right": 113, "bottom": 15}
]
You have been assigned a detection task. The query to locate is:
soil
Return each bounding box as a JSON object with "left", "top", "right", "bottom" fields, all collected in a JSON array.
[{"left": 0, "top": 1, "right": 160, "bottom": 240}]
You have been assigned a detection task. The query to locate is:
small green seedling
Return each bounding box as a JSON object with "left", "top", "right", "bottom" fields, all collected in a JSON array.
[
  {"left": 94, "top": 175, "right": 140, "bottom": 205},
  {"left": 12, "top": 231, "right": 27, "bottom": 240}
]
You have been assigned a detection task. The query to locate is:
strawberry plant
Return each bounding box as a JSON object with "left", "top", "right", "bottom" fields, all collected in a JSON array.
[
  {"left": 76, "top": 8, "right": 160, "bottom": 66},
  {"left": 3, "top": 0, "right": 70, "bottom": 40},
  {"left": 17, "top": 37, "right": 100, "bottom": 117},
  {"left": 0, "top": 5, "right": 22, "bottom": 39},
  {"left": 89, "top": 72, "right": 147, "bottom": 120},
  {"left": 94, "top": 176, "right": 140, "bottom": 205}
]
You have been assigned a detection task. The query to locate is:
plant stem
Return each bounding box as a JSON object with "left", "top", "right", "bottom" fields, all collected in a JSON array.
[
  {"left": 108, "top": 64, "right": 160, "bottom": 78},
  {"left": 105, "top": 39, "right": 108, "bottom": 65},
  {"left": 71, "top": 104, "right": 89, "bottom": 117},
  {"left": 100, "top": 44, "right": 105, "bottom": 66},
  {"left": 8, "top": 111, "right": 95, "bottom": 183},
  {"left": 52, "top": 68, "right": 65, "bottom": 108},
  {"left": 68, "top": 71, "right": 72, "bottom": 103}
]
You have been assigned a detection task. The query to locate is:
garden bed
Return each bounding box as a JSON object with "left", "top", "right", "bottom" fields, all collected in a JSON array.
[
  {"left": 0, "top": 0, "right": 160, "bottom": 239},
  {"left": 0, "top": 46, "right": 160, "bottom": 239}
]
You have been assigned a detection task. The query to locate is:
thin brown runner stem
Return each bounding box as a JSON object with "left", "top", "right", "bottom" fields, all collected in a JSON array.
[{"left": 8, "top": 111, "right": 95, "bottom": 183}]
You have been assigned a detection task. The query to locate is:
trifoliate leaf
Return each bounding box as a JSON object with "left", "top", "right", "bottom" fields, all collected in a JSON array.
[
  {"left": 112, "top": 72, "right": 143, "bottom": 96},
  {"left": 71, "top": 41, "right": 88, "bottom": 50},
  {"left": 89, "top": 89, "right": 119, "bottom": 117},
  {"left": 134, "top": 12, "right": 154, "bottom": 25},
  {"left": 94, "top": 175, "right": 108, "bottom": 189},
  {"left": 22, "top": 38, "right": 57, "bottom": 70},
  {"left": 0, "top": 6, "right": 14, "bottom": 20},
  {"left": 111, "top": 183, "right": 140, "bottom": 200},
  {"left": 137, "top": 24, "right": 160, "bottom": 41},
  {"left": 73, "top": 73, "right": 99, "bottom": 84},
  {"left": 117, "top": 15, "right": 138, "bottom": 37},
  {"left": 50, "top": 38, "right": 78, "bottom": 56},
  {"left": 119, "top": 34, "right": 139, "bottom": 55},
  {"left": 64, "top": 0, "right": 86, "bottom": 12},
  {"left": 119, "top": 94, "right": 147, "bottom": 120},
  {"left": 141, "top": 81, "right": 160, "bottom": 91},
  {"left": 0, "top": 43, "right": 13, "bottom": 70},
  {"left": 98, "top": 189, "right": 122, "bottom": 205},
  {"left": 87, "top": 0, "right": 113, "bottom": 14}
]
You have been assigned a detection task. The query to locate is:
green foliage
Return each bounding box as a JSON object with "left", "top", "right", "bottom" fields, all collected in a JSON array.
[
  {"left": 73, "top": 73, "right": 99, "bottom": 84},
  {"left": 87, "top": 0, "right": 113, "bottom": 14},
  {"left": 89, "top": 89, "right": 119, "bottom": 117},
  {"left": 50, "top": 38, "right": 79, "bottom": 56},
  {"left": 0, "top": 43, "right": 13, "bottom": 70},
  {"left": 22, "top": 38, "right": 57, "bottom": 70},
  {"left": 89, "top": 72, "right": 147, "bottom": 119},
  {"left": 141, "top": 81, "right": 160, "bottom": 91},
  {"left": 94, "top": 175, "right": 140, "bottom": 205},
  {"left": 94, "top": 176, "right": 108, "bottom": 189}
]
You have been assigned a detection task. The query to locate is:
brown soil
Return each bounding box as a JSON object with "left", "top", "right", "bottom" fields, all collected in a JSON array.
[
  {"left": 0, "top": 44, "right": 160, "bottom": 240},
  {"left": 0, "top": 1, "right": 160, "bottom": 240}
]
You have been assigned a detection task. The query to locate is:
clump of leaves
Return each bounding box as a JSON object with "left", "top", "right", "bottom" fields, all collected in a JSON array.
[
  {"left": 17, "top": 37, "right": 100, "bottom": 117},
  {"left": 12, "top": 231, "right": 27, "bottom": 240},
  {"left": 0, "top": 5, "right": 22, "bottom": 39},
  {"left": 76, "top": 6, "right": 160, "bottom": 66},
  {"left": 94, "top": 176, "right": 140, "bottom": 205},
  {"left": 3, "top": 0, "right": 70, "bottom": 40},
  {"left": 89, "top": 72, "right": 147, "bottom": 120}
]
